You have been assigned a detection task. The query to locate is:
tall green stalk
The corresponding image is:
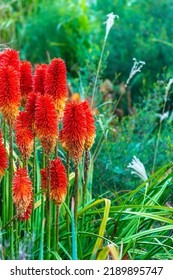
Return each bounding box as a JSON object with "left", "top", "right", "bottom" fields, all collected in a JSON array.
[
  {"left": 53, "top": 138, "right": 58, "bottom": 251},
  {"left": 152, "top": 78, "right": 173, "bottom": 174},
  {"left": 91, "top": 39, "right": 106, "bottom": 109},
  {"left": 46, "top": 155, "right": 51, "bottom": 259},
  {"left": 9, "top": 124, "right": 14, "bottom": 259},
  {"left": 74, "top": 164, "right": 79, "bottom": 228},
  {"left": 83, "top": 149, "right": 89, "bottom": 208},
  {"left": 56, "top": 205, "right": 60, "bottom": 253},
  {"left": 31, "top": 136, "right": 36, "bottom": 233},
  {"left": 66, "top": 152, "right": 71, "bottom": 253},
  {"left": 2, "top": 120, "right": 7, "bottom": 228}
]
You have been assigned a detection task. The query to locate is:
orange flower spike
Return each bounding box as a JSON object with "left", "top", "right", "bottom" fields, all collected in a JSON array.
[
  {"left": 62, "top": 100, "right": 87, "bottom": 163},
  {"left": 20, "top": 60, "right": 33, "bottom": 107},
  {"left": 50, "top": 158, "right": 67, "bottom": 205},
  {"left": 33, "top": 64, "right": 48, "bottom": 95},
  {"left": 45, "top": 58, "right": 68, "bottom": 118},
  {"left": 35, "top": 94, "right": 58, "bottom": 155},
  {"left": 82, "top": 100, "right": 96, "bottom": 150},
  {"left": 14, "top": 111, "right": 34, "bottom": 160},
  {"left": 0, "top": 48, "right": 20, "bottom": 73},
  {"left": 0, "top": 65, "right": 20, "bottom": 125},
  {"left": 40, "top": 158, "right": 67, "bottom": 205},
  {"left": 40, "top": 168, "right": 47, "bottom": 192},
  {"left": 13, "top": 167, "right": 33, "bottom": 220},
  {"left": 0, "top": 130, "right": 8, "bottom": 176},
  {"left": 25, "top": 91, "right": 38, "bottom": 130},
  {"left": 59, "top": 130, "right": 68, "bottom": 152},
  {"left": 20, "top": 198, "right": 33, "bottom": 221}
]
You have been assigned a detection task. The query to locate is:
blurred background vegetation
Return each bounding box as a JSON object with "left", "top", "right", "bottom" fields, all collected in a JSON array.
[{"left": 0, "top": 0, "right": 173, "bottom": 196}]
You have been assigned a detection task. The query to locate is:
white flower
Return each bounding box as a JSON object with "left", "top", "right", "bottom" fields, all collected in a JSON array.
[
  {"left": 156, "top": 111, "right": 169, "bottom": 121},
  {"left": 104, "top": 12, "right": 119, "bottom": 41},
  {"left": 164, "top": 78, "right": 173, "bottom": 102},
  {"left": 165, "top": 78, "right": 173, "bottom": 93},
  {"left": 126, "top": 58, "right": 145, "bottom": 87},
  {"left": 127, "top": 156, "right": 148, "bottom": 182}
]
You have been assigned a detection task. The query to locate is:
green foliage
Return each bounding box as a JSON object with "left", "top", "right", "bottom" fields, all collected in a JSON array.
[{"left": 93, "top": 77, "right": 173, "bottom": 195}]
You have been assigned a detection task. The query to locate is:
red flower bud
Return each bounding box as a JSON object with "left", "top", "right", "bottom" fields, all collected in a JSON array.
[
  {"left": 0, "top": 130, "right": 8, "bottom": 176},
  {"left": 45, "top": 58, "right": 68, "bottom": 118}
]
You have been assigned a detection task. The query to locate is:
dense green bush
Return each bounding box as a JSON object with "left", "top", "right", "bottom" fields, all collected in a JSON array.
[{"left": 93, "top": 77, "right": 173, "bottom": 197}]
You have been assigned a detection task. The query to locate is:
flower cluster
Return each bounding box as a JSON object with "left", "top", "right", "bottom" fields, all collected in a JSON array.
[
  {"left": 60, "top": 100, "right": 96, "bottom": 164},
  {"left": 35, "top": 94, "right": 58, "bottom": 155},
  {"left": 33, "top": 64, "right": 48, "bottom": 95},
  {"left": 13, "top": 167, "right": 33, "bottom": 221},
  {"left": 0, "top": 47, "right": 96, "bottom": 225},
  {"left": 41, "top": 157, "right": 67, "bottom": 205},
  {"left": 45, "top": 58, "right": 68, "bottom": 118},
  {"left": 20, "top": 60, "right": 33, "bottom": 106},
  {"left": 14, "top": 111, "right": 34, "bottom": 160},
  {"left": 0, "top": 130, "right": 8, "bottom": 176}
]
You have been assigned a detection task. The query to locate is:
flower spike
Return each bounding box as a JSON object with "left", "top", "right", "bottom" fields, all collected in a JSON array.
[
  {"left": 35, "top": 94, "right": 58, "bottom": 155},
  {"left": 60, "top": 100, "right": 87, "bottom": 164},
  {"left": 33, "top": 64, "right": 48, "bottom": 95},
  {"left": 0, "top": 130, "right": 8, "bottom": 176},
  {"left": 20, "top": 60, "right": 33, "bottom": 106},
  {"left": 13, "top": 167, "right": 33, "bottom": 221},
  {"left": 0, "top": 48, "right": 20, "bottom": 73},
  {"left": 14, "top": 111, "right": 34, "bottom": 160},
  {"left": 45, "top": 58, "right": 68, "bottom": 118},
  {"left": 82, "top": 100, "right": 96, "bottom": 150},
  {"left": 41, "top": 157, "right": 67, "bottom": 205},
  {"left": 0, "top": 65, "right": 20, "bottom": 125}
]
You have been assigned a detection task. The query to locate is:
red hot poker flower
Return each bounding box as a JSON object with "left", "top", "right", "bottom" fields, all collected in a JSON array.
[
  {"left": 0, "top": 65, "right": 20, "bottom": 125},
  {"left": 35, "top": 94, "right": 58, "bottom": 155},
  {"left": 33, "top": 64, "right": 48, "bottom": 95},
  {"left": 25, "top": 91, "right": 38, "bottom": 131},
  {"left": 14, "top": 111, "right": 34, "bottom": 160},
  {"left": 45, "top": 58, "right": 68, "bottom": 118},
  {"left": 50, "top": 157, "right": 67, "bottom": 205},
  {"left": 41, "top": 157, "right": 67, "bottom": 205},
  {"left": 61, "top": 100, "right": 87, "bottom": 164},
  {"left": 59, "top": 130, "right": 68, "bottom": 152},
  {"left": 19, "top": 198, "right": 33, "bottom": 221},
  {"left": 13, "top": 167, "right": 33, "bottom": 221},
  {"left": 20, "top": 60, "right": 33, "bottom": 107},
  {"left": 0, "top": 130, "right": 8, "bottom": 176},
  {"left": 0, "top": 48, "right": 20, "bottom": 73},
  {"left": 82, "top": 100, "right": 96, "bottom": 150}
]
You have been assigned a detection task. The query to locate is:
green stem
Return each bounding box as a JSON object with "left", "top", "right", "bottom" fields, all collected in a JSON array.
[
  {"left": 66, "top": 152, "right": 70, "bottom": 208},
  {"left": 55, "top": 139, "right": 58, "bottom": 158},
  {"left": 91, "top": 39, "right": 106, "bottom": 109},
  {"left": 46, "top": 155, "right": 51, "bottom": 259},
  {"left": 31, "top": 136, "right": 36, "bottom": 235},
  {"left": 0, "top": 214, "right": 18, "bottom": 231},
  {"left": 152, "top": 80, "right": 173, "bottom": 174},
  {"left": 53, "top": 137, "right": 58, "bottom": 250},
  {"left": 15, "top": 217, "right": 18, "bottom": 259},
  {"left": 9, "top": 124, "right": 14, "bottom": 260},
  {"left": 74, "top": 164, "right": 79, "bottom": 229},
  {"left": 52, "top": 203, "right": 57, "bottom": 250},
  {"left": 56, "top": 205, "right": 60, "bottom": 253},
  {"left": 66, "top": 152, "right": 71, "bottom": 253},
  {"left": 2, "top": 120, "right": 7, "bottom": 243},
  {"left": 83, "top": 149, "right": 89, "bottom": 208}
]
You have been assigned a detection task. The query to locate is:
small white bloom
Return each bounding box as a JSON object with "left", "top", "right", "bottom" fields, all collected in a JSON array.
[
  {"left": 126, "top": 58, "right": 145, "bottom": 87},
  {"left": 104, "top": 12, "right": 119, "bottom": 41},
  {"left": 156, "top": 111, "right": 169, "bottom": 121},
  {"left": 164, "top": 78, "right": 173, "bottom": 102},
  {"left": 127, "top": 156, "right": 148, "bottom": 182},
  {"left": 165, "top": 78, "right": 173, "bottom": 93}
]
